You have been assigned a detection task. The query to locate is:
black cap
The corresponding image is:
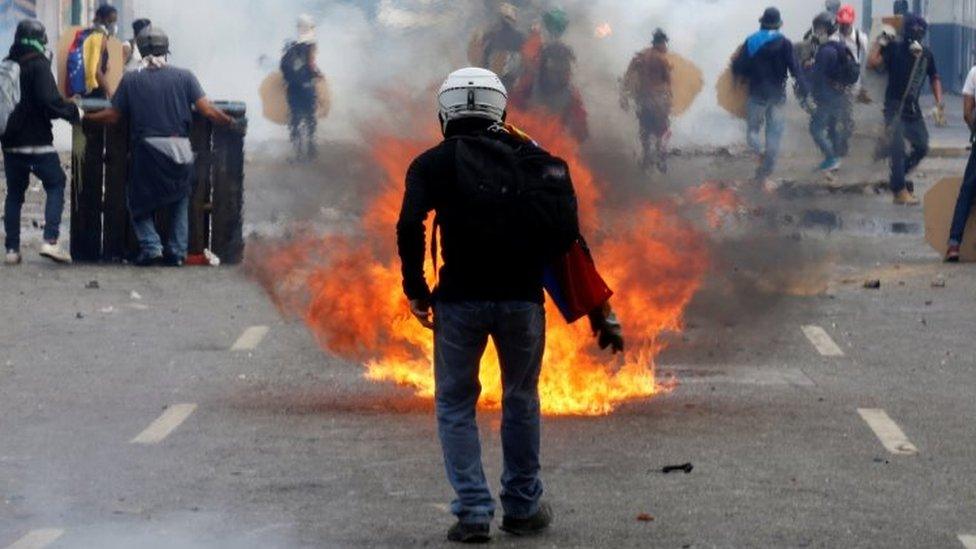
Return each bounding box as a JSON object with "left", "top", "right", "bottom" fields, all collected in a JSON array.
[
  {"left": 759, "top": 7, "right": 783, "bottom": 29},
  {"left": 15, "top": 19, "right": 47, "bottom": 46}
]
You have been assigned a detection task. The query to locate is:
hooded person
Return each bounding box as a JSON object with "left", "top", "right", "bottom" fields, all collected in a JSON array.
[
  {"left": 621, "top": 28, "right": 673, "bottom": 173},
  {"left": 123, "top": 18, "right": 152, "bottom": 72},
  {"left": 732, "top": 7, "right": 808, "bottom": 186},
  {"left": 802, "top": 11, "right": 853, "bottom": 173},
  {"left": 867, "top": 14, "right": 944, "bottom": 205},
  {"left": 2, "top": 19, "right": 80, "bottom": 265},
  {"left": 280, "top": 14, "right": 323, "bottom": 161},
  {"left": 84, "top": 27, "right": 239, "bottom": 266},
  {"left": 474, "top": 3, "right": 527, "bottom": 91}
]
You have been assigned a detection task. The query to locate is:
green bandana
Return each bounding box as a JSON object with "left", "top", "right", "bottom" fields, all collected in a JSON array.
[{"left": 18, "top": 38, "right": 45, "bottom": 55}]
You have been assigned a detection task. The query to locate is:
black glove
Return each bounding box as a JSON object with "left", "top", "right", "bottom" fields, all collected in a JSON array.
[{"left": 588, "top": 307, "right": 624, "bottom": 354}]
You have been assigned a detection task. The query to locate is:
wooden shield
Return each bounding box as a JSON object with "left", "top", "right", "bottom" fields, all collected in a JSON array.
[
  {"left": 56, "top": 26, "right": 124, "bottom": 97},
  {"left": 716, "top": 66, "right": 749, "bottom": 119},
  {"left": 259, "top": 72, "right": 332, "bottom": 126},
  {"left": 666, "top": 52, "right": 703, "bottom": 117},
  {"left": 925, "top": 177, "right": 976, "bottom": 261}
]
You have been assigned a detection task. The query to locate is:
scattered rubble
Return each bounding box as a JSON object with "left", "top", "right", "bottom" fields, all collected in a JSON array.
[
  {"left": 85, "top": 280, "right": 100, "bottom": 289},
  {"left": 863, "top": 280, "right": 881, "bottom": 289},
  {"left": 931, "top": 278, "right": 946, "bottom": 288},
  {"left": 636, "top": 513, "right": 655, "bottom": 522}
]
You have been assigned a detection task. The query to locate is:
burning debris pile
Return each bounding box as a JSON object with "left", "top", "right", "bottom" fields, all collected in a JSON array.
[{"left": 248, "top": 108, "right": 723, "bottom": 416}]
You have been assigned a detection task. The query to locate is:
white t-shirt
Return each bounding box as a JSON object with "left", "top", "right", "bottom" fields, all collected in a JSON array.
[
  {"left": 962, "top": 66, "right": 976, "bottom": 96},
  {"left": 831, "top": 29, "right": 867, "bottom": 63}
]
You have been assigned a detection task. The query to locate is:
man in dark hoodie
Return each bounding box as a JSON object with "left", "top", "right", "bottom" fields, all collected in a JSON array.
[
  {"left": 2, "top": 19, "right": 80, "bottom": 266},
  {"left": 732, "top": 7, "right": 807, "bottom": 186}
]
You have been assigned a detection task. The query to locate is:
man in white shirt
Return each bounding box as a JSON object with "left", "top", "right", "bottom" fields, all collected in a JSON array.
[
  {"left": 945, "top": 66, "right": 976, "bottom": 261},
  {"left": 830, "top": 4, "right": 868, "bottom": 157}
]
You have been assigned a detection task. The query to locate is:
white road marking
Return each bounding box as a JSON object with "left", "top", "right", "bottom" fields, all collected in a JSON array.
[
  {"left": 231, "top": 326, "right": 269, "bottom": 351},
  {"left": 659, "top": 366, "right": 815, "bottom": 387},
  {"left": 959, "top": 534, "right": 976, "bottom": 549},
  {"left": 5, "top": 529, "right": 64, "bottom": 549},
  {"left": 857, "top": 408, "right": 919, "bottom": 456},
  {"left": 801, "top": 325, "right": 845, "bottom": 357},
  {"left": 130, "top": 404, "right": 197, "bottom": 445}
]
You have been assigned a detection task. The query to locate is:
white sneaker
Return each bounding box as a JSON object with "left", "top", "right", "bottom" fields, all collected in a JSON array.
[
  {"left": 39, "top": 242, "right": 72, "bottom": 264},
  {"left": 4, "top": 249, "right": 21, "bottom": 265}
]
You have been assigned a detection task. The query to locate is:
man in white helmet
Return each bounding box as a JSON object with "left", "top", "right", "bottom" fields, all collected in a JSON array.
[
  {"left": 280, "top": 14, "right": 322, "bottom": 161},
  {"left": 397, "top": 67, "right": 622, "bottom": 543}
]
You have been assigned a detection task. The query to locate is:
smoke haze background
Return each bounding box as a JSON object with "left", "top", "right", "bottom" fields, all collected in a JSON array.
[{"left": 125, "top": 0, "right": 866, "bottom": 149}]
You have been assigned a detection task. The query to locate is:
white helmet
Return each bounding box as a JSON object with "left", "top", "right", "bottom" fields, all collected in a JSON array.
[{"left": 437, "top": 67, "right": 508, "bottom": 132}]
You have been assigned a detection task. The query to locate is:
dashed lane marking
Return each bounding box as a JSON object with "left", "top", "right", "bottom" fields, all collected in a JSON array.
[
  {"left": 130, "top": 404, "right": 198, "bottom": 445},
  {"left": 959, "top": 534, "right": 976, "bottom": 549},
  {"left": 658, "top": 366, "right": 815, "bottom": 387},
  {"left": 857, "top": 408, "right": 919, "bottom": 456},
  {"left": 801, "top": 325, "right": 845, "bottom": 357},
  {"left": 5, "top": 529, "right": 64, "bottom": 549},
  {"left": 231, "top": 325, "right": 269, "bottom": 351}
]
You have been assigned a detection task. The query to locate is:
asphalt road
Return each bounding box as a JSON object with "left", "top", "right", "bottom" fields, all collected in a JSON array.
[{"left": 1, "top": 132, "right": 975, "bottom": 548}]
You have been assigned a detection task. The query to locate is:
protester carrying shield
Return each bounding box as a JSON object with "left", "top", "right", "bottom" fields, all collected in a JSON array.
[
  {"left": 397, "top": 67, "right": 622, "bottom": 543},
  {"left": 621, "top": 28, "right": 673, "bottom": 174},
  {"left": 2, "top": 19, "right": 80, "bottom": 265},
  {"left": 732, "top": 8, "right": 807, "bottom": 187},
  {"left": 867, "top": 14, "right": 943, "bottom": 205},
  {"left": 281, "top": 14, "right": 323, "bottom": 162},
  {"left": 85, "top": 27, "right": 238, "bottom": 266}
]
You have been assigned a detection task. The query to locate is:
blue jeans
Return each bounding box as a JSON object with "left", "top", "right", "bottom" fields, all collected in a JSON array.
[
  {"left": 810, "top": 94, "right": 845, "bottom": 160},
  {"left": 746, "top": 97, "right": 785, "bottom": 179},
  {"left": 434, "top": 301, "right": 546, "bottom": 525},
  {"left": 886, "top": 107, "right": 929, "bottom": 193},
  {"left": 3, "top": 152, "right": 66, "bottom": 251},
  {"left": 949, "top": 147, "right": 976, "bottom": 246},
  {"left": 130, "top": 195, "right": 189, "bottom": 259}
]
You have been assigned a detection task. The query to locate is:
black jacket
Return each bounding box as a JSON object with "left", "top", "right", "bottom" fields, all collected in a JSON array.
[
  {"left": 397, "top": 118, "right": 568, "bottom": 304},
  {"left": 1, "top": 44, "right": 80, "bottom": 149},
  {"left": 732, "top": 33, "right": 807, "bottom": 102}
]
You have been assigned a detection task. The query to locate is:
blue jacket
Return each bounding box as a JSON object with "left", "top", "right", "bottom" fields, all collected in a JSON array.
[
  {"left": 810, "top": 41, "right": 846, "bottom": 102},
  {"left": 732, "top": 31, "right": 807, "bottom": 102}
]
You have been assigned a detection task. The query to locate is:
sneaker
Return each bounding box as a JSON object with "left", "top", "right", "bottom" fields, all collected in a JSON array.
[
  {"left": 500, "top": 502, "right": 552, "bottom": 536},
  {"left": 39, "top": 242, "right": 72, "bottom": 264},
  {"left": 946, "top": 245, "right": 961, "bottom": 263},
  {"left": 817, "top": 157, "right": 842, "bottom": 172},
  {"left": 161, "top": 255, "right": 185, "bottom": 268},
  {"left": 446, "top": 522, "right": 491, "bottom": 544},
  {"left": 133, "top": 251, "right": 163, "bottom": 267},
  {"left": 893, "top": 189, "right": 920, "bottom": 206},
  {"left": 4, "top": 249, "right": 21, "bottom": 265}
]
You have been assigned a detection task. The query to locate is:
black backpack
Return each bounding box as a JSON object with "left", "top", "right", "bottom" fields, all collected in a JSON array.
[
  {"left": 827, "top": 40, "right": 861, "bottom": 86},
  {"left": 439, "top": 128, "right": 580, "bottom": 262},
  {"left": 280, "top": 42, "right": 312, "bottom": 85}
]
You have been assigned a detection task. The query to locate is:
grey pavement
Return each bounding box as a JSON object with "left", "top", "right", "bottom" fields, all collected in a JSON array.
[{"left": 1, "top": 131, "right": 975, "bottom": 548}]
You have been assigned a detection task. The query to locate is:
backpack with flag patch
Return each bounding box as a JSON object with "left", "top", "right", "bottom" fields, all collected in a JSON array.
[{"left": 65, "top": 28, "right": 93, "bottom": 96}]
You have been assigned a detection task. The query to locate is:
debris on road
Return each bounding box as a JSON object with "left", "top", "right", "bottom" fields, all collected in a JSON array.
[
  {"left": 863, "top": 280, "right": 881, "bottom": 289},
  {"left": 662, "top": 463, "right": 694, "bottom": 474},
  {"left": 931, "top": 277, "right": 946, "bottom": 288},
  {"left": 130, "top": 291, "right": 143, "bottom": 300},
  {"left": 637, "top": 513, "right": 655, "bottom": 522},
  {"left": 85, "top": 280, "right": 100, "bottom": 289},
  {"left": 75, "top": 312, "right": 84, "bottom": 319}
]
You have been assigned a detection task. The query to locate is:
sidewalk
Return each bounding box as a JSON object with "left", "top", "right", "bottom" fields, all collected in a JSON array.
[{"left": 922, "top": 94, "right": 972, "bottom": 158}]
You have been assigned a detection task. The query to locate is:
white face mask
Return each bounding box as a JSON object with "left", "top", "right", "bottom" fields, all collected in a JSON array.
[{"left": 109, "top": 23, "right": 119, "bottom": 36}]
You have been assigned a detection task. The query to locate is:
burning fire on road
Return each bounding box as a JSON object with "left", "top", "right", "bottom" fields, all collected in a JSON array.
[{"left": 249, "top": 109, "right": 717, "bottom": 416}]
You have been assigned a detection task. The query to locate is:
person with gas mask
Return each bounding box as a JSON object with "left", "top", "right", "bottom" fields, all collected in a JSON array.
[
  {"left": 397, "top": 67, "right": 623, "bottom": 543},
  {"left": 2, "top": 19, "right": 80, "bottom": 265},
  {"left": 867, "top": 14, "right": 943, "bottom": 205},
  {"left": 621, "top": 28, "right": 674, "bottom": 174},
  {"left": 802, "top": 11, "right": 861, "bottom": 173}
]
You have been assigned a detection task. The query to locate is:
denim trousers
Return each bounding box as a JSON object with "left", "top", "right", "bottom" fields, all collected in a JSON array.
[
  {"left": 949, "top": 147, "right": 976, "bottom": 246},
  {"left": 3, "top": 152, "right": 66, "bottom": 251},
  {"left": 433, "top": 300, "right": 546, "bottom": 525},
  {"left": 885, "top": 106, "right": 929, "bottom": 193},
  {"left": 130, "top": 194, "right": 190, "bottom": 259},
  {"left": 746, "top": 97, "right": 785, "bottom": 179}
]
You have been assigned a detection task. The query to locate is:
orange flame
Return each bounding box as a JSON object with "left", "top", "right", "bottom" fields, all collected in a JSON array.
[
  {"left": 689, "top": 180, "right": 748, "bottom": 230},
  {"left": 595, "top": 22, "right": 613, "bottom": 39},
  {"left": 250, "top": 109, "right": 709, "bottom": 416}
]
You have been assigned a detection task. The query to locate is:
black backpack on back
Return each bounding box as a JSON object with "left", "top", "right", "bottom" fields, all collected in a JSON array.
[
  {"left": 441, "top": 127, "right": 580, "bottom": 262},
  {"left": 826, "top": 40, "right": 861, "bottom": 86}
]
